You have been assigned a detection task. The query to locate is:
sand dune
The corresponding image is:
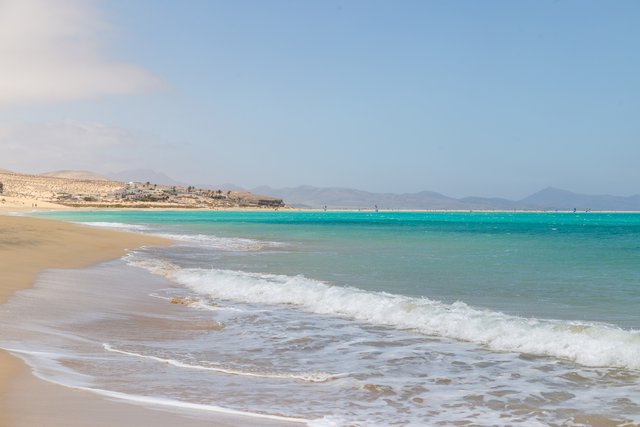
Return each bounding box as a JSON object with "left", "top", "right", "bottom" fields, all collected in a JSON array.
[{"left": 0, "top": 169, "right": 284, "bottom": 209}]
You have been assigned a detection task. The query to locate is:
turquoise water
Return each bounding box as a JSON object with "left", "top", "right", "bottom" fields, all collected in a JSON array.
[
  {"left": 40, "top": 210, "right": 640, "bottom": 327},
  {"left": 3, "top": 210, "right": 639, "bottom": 425}
]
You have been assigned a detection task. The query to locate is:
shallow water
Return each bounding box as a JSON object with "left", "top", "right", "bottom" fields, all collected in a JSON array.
[{"left": 3, "top": 210, "right": 639, "bottom": 425}]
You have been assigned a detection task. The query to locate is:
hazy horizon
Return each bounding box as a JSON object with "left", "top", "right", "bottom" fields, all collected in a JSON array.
[
  {"left": 1, "top": 0, "right": 638, "bottom": 199},
  {"left": 5, "top": 167, "right": 639, "bottom": 203}
]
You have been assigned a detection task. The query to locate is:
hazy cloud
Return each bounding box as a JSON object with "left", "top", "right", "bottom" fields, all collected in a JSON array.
[
  {"left": 0, "top": 0, "right": 163, "bottom": 106},
  {"left": 0, "top": 121, "right": 153, "bottom": 173}
]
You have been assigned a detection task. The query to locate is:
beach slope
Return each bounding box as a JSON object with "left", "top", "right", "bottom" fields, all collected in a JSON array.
[
  {"left": 0, "top": 215, "right": 211, "bottom": 427},
  {"left": 0, "top": 215, "right": 301, "bottom": 426}
]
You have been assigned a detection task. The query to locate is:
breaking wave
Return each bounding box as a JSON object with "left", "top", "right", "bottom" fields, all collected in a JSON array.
[
  {"left": 136, "top": 260, "right": 640, "bottom": 371},
  {"left": 154, "top": 233, "right": 288, "bottom": 251}
]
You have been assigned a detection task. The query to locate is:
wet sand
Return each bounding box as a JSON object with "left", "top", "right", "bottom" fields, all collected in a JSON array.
[{"left": 0, "top": 215, "right": 300, "bottom": 426}]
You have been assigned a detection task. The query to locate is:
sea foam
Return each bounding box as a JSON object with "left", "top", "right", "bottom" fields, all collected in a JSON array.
[
  {"left": 135, "top": 260, "right": 640, "bottom": 371},
  {"left": 155, "top": 233, "right": 288, "bottom": 251},
  {"left": 79, "top": 220, "right": 287, "bottom": 252},
  {"left": 103, "top": 343, "right": 343, "bottom": 383},
  {"left": 75, "top": 221, "right": 150, "bottom": 232}
]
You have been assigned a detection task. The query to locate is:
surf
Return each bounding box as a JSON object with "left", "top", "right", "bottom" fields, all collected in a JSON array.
[{"left": 133, "top": 259, "right": 640, "bottom": 371}]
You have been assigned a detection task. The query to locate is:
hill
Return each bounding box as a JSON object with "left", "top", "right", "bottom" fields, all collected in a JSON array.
[
  {"left": 520, "top": 187, "right": 640, "bottom": 211},
  {"left": 253, "top": 185, "right": 640, "bottom": 211},
  {"left": 0, "top": 170, "right": 283, "bottom": 209},
  {"left": 6, "top": 167, "right": 638, "bottom": 211},
  {"left": 252, "top": 185, "right": 439, "bottom": 209},
  {"left": 41, "top": 170, "right": 110, "bottom": 181},
  {"left": 252, "top": 185, "right": 526, "bottom": 210}
]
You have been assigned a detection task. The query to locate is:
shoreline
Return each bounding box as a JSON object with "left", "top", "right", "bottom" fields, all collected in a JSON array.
[
  {"left": 3, "top": 192, "right": 638, "bottom": 214},
  {"left": 2, "top": 208, "right": 637, "bottom": 424},
  {"left": 0, "top": 214, "right": 296, "bottom": 426},
  {"left": 0, "top": 214, "right": 165, "bottom": 425}
]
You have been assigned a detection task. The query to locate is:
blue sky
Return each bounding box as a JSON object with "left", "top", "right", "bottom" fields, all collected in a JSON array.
[{"left": 1, "top": 0, "right": 638, "bottom": 198}]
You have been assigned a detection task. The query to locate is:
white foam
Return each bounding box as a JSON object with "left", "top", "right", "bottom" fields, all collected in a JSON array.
[
  {"left": 71, "top": 222, "right": 282, "bottom": 251},
  {"left": 103, "top": 343, "right": 344, "bottom": 383},
  {"left": 155, "top": 232, "right": 288, "bottom": 251},
  {"left": 76, "top": 221, "right": 150, "bottom": 232},
  {"left": 6, "top": 346, "right": 312, "bottom": 424},
  {"left": 3, "top": 346, "right": 96, "bottom": 386},
  {"left": 147, "top": 293, "right": 244, "bottom": 312},
  {"left": 125, "top": 256, "right": 180, "bottom": 276},
  {"left": 142, "top": 264, "right": 640, "bottom": 370}
]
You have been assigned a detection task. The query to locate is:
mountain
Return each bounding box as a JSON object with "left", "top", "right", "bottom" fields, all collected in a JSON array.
[
  {"left": 251, "top": 185, "right": 525, "bottom": 210},
  {"left": 458, "top": 196, "right": 525, "bottom": 210},
  {"left": 40, "top": 170, "right": 109, "bottom": 181},
  {"left": 106, "top": 169, "right": 185, "bottom": 186},
  {"left": 29, "top": 166, "right": 640, "bottom": 210},
  {"left": 520, "top": 187, "right": 640, "bottom": 211},
  {"left": 252, "top": 185, "right": 390, "bottom": 208},
  {"left": 253, "top": 185, "right": 640, "bottom": 211}
]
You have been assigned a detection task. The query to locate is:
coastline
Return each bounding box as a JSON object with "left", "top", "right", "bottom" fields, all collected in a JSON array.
[
  {"left": 3, "top": 205, "right": 639, "bottom": 425},
  {"left": 0, "top": 214, "right": 259, "bottom": 427}
]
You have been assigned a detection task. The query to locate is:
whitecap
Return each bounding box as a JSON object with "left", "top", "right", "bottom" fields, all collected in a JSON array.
[{"left": 136, "top": 262, "right": 640, "bottom": 371}]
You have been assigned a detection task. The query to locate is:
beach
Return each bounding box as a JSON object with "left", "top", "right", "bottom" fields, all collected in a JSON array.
[
  {"left": 3, "top": 209, "right": 636, "bottom": 425},
  {"left": 0, "top": 214, "right": 241, "bottom": 427},
  {"left": 1, "top": 207, "right": 639, "bottom": 425},
  {"left": 3, "top": 0, "right": 637, "bottom": 424}
]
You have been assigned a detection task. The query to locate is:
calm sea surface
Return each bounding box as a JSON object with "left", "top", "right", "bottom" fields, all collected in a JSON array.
[{"left": 2, "top": 211, "right": 639, "bottom": 425}]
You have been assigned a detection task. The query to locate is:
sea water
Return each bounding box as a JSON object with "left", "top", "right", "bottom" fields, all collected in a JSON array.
[{"left": 2, "top": 211, "right": 640, "bottom": 425}]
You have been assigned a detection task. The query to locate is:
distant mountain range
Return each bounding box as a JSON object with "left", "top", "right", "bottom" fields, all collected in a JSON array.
[
  {"left": 251, "top": 185, "right": 640, "bottom": 211},
  {"left": 26, "top": 168, "right": 640, "bottom": 211},
  {"left": 521, "top": 187, "right": 640, "bottom": 211}
]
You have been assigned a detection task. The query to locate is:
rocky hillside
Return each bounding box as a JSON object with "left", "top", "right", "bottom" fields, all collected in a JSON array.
[{"left": 0, "top": 170, "right": 284, "bottom": 209}]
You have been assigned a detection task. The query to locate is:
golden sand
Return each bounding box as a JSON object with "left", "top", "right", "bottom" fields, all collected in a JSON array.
[
  {"left": 0, "top": 214, "right": 301, "bottom": 426},
  {"left": 0, "top": 215, "right": 168, "bottom": 305}
]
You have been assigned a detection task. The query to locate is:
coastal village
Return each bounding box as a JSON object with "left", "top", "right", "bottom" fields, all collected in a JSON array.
[{"left": 0, "top": 169, "right": 285, "bottom": 209}]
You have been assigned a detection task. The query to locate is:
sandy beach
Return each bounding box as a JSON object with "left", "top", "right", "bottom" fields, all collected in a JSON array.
[
  {"left": 2, "top": 202, "right": 638, "bottom": 425},
  {"left": 0, "top": 213, "right": 291, "bottom": 426}
]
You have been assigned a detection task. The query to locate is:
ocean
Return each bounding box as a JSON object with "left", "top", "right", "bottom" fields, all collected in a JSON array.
[{"left": 2, "top": 210, "right": 640, "bottom": 425}]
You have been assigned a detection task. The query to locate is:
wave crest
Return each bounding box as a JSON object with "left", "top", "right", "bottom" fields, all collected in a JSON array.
[{"left": 136, "top": 264, "right": 640, "bottom": 371}]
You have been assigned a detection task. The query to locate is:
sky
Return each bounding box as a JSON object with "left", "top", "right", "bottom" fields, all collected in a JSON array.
[{"left": 0, "top": 0, "right": 638, "bottom": 199}]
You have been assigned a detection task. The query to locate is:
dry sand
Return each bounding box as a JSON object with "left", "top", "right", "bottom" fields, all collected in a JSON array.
[
  {"left": 0, "top": 169, "right": 284, "bottom": 209},
  {"left": 0, "top": 194, "right": 68, "bottom": 212},
  {"left": 0, "top": 214, "right": 299, "bottom": 426}
]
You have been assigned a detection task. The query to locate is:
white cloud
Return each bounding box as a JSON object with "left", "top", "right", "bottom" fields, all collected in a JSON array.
[{"left": 0, "top": 0, "right": 163, "bottom": 106}]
